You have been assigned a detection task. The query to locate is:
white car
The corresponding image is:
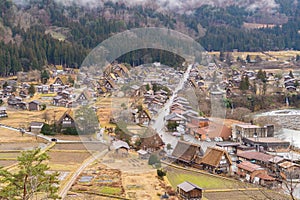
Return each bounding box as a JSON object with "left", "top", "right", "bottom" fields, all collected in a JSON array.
[
  {"left": 172, "top": 132, "right": 181, "bottom": 137},
  {"left": 206, "top": 138, "right": 211, "bottom": 142}
]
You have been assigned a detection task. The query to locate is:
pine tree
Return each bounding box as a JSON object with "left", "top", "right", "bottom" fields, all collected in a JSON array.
[
  {"left": 246, "top": 54, "right": 251, "bottom": 63},
  {"left": 289, "top": 70, "right": 294, "bottom": 78},
  {"left": 28, "top": 84, "right": 36, "bottom": 97},
  {"left": 41, "top": 70, "right": 50, "bottom": 84},
  {"left": 0, "top": 149, "right": 59, "bottom": 199},
  {"left": 239, "top": 75, "right": 249, "bottom": 91}
]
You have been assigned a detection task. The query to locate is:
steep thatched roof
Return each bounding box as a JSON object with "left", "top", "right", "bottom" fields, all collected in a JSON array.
[
  {"left": 171, "top": 140, "right": 204, "bottom": 163},
  {"left": 57, "top": 109, "right": 74, "bottom": 125},
  {"left": 199, "top": 147, "right": 232, "bottom": 167},
  {"left": 140, "top": 128, "right": 164, "bottom": 150}
]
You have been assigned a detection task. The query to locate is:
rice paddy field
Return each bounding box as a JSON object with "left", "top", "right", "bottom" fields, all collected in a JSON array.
[{"left": 166, "top": 166, "right": 289, "bottom": 200}]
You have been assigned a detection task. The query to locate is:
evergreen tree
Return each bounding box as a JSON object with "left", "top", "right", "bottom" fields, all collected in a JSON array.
[
  {"left": 41, "top": 70, "right": 49, "bottom": 84},
  {"left": 219, "top": 51, "right": 225, "bottom": 62},
  {"left": 28, "top": 84, "right": 36, "bottom": 97},
  {"left": 289, "top": 70, "right": 294, "bottom": 78},
  {"left": 0, "top": 149, "right": 59, "bottom": 199},
  {"left": 239, "top": 75, "right": 250, "bottom": 91},
  {"left": 246, "top": 55, "right": 251, "bottom": 63},
  {"left": 257, "top": 69, "right": 267, "bottom": 83},
  {"left": 2, "top": 81, "right": 8, "bottom": 89}
]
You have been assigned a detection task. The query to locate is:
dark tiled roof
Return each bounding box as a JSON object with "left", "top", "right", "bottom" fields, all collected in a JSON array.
[
  {"left": 237, "top": 151, "right": 274, "bottom": 163},
  {"left": 237, "top": 161, "right": 262, "bottom": 172}
]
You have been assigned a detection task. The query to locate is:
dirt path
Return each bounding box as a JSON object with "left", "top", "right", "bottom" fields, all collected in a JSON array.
[{"left": 59, "top": 150, "right": 108, "bottom": 199}]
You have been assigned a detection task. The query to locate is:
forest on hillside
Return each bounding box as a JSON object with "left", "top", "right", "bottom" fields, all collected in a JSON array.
[{"left": 1, "top": 0, "right": 300, "bottom": 75}]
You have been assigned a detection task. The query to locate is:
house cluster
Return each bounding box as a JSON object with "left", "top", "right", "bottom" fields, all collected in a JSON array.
[
  {"left": 223, "top": 68, "right": 299, "bottom": 96},
  {"left": 236, "top": 150, "right": 300, "bottom": 187},
  {"left": 109, "top": 64, "right": 186, "bottom": 126},
  {"left": 130, "top": 86, "right": 171, "bottom": 126},
  {"left": 7, "top": 97, "right": 42, "bottom": 111},
  {"left": 91, "top": 63, "right": 129, "bottom": 95},
  {"left": 283, "top": 75, "right": 297, "bottom": 92},
  {"left": 188, "top": 66, "right": 205, "bottom": 89},
  {"left": 170, "top": 138, "right": 300, "bottom": 190},
  {"left": 44, "top": 76, "right": 96, "bottom": 108},
  {"left": 0, "top": 84, "right": 44, "bottom": 115},
  {"left": 111, "top": 129, "right": 165, "bottom": 160},
  {"left": 169, "top": 140, "right": 232, "bottom": 175},
  {"left": 164, "top": 96, "right": 224, "bottom": 140},
  {"left": 29, "top": 109, "right": 76, "bottom": 134}
]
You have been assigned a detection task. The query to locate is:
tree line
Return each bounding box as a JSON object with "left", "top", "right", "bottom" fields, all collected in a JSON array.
[{"left": 2, "top": 0, "right": 300, "bottom": 76}]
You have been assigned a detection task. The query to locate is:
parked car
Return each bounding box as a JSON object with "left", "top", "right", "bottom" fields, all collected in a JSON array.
[{"left": 172, "top": 132, "right": 181, "bottom": 137}]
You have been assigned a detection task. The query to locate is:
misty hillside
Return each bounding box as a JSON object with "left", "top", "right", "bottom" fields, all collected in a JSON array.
[{"left": 0, "top": 0, "right": 300, "bottom": 75}]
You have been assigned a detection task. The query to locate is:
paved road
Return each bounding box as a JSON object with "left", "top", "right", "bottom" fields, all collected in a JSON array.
[
  {"left": 151, "top": 64, "right": 193, "bottom": 150},
  {"left": 59, "top": 149, "right": 108, "bottom": 199},
  {"left": 150, "top": 64, "right": 219, "bottom": 152}
]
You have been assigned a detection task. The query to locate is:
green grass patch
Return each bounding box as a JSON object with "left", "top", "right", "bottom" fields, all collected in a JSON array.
[
  {"left": 166, "top": 167, "right": 246, "bottom": 190},
  {"left": 99, "top": 186, "right": 122, "bottom": 195}
]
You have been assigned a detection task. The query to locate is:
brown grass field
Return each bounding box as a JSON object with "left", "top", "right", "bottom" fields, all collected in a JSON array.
[
  {"left": 209, "top": 50, "right": 300, "bottom": 62},
  {"left": 204, "top": 190, "right": 288, "bottom": 200},
  {"left": 65, "top": 193, "right": 113, "bottom": 200},
  {"left": 0, "top": 127, "right": 41, "bottom": 143},
  {"left": 0, "top": 160, "right": 17, "bottom": 167},
  {"left": 47, "top": 151, "right": 91, "bottom": 165},
  {"left": 52, "top": 143, "right": 107, "bottom": 152},
  {"left": 0, "top": 152, "right": 20, "bottom": 159},
  {"left": 122, "top": 171, "right": 166, "bottom": 200},
  {"left": 0, "top": 107, "right": 68, "bottom": 128},
  {"left": 0, "top": 142, "right": 46, "bottom": 150}
]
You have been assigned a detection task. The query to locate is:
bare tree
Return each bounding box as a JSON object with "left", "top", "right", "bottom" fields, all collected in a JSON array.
[{"left": 42, "top": 111, "right": 51, "bottom": 124}]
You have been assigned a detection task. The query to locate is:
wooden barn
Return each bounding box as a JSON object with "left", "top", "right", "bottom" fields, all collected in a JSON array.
[{"left": 177, "top": 181, "right": 203, "bottom": 200}]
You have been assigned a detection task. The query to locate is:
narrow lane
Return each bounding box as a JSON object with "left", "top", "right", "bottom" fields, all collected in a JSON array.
[{"left": 151, "top": 64, "right": 193, "bottom": 149}]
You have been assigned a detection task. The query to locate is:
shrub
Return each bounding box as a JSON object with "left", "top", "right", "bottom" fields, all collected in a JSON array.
[
  {"left": 157, "top": 169, "right": 166, "bottom": 179},
  {"left": 62, "top": 127, "right": 78, "bottom": 135},
  {"left": 41, "top": 124, "right": 54, "bottom": 135},
  {"left": 148, "top": 154, "right": 160, "bottom": 165}
]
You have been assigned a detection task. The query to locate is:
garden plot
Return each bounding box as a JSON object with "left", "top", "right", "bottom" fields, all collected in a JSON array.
[
  {"left": 71, "top": 167, "right": 124, "bottom": 196},
  {"left": 101, "top": 151, "right": 152, "bottom": 173},
  {"left": 122, "top": 171, "right": 167, "bottom": 200}
]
